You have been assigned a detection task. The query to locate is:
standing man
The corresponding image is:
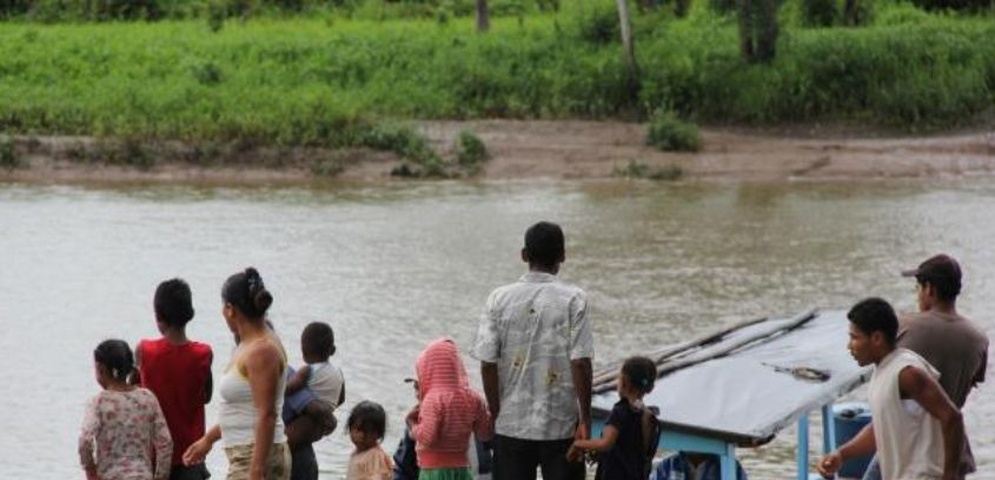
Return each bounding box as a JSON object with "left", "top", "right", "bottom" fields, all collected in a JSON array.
[
  {"left": 818, "top": 298, "right": 965, "bottom": 480},
  {"left": 858, "top": 254, "right": 989, "bottom": 480},
  {"left": 897, "top": 254, "right": 988, "bottom": 477},
  {"left": 471, "top": 221, "right": 594, "bottom": 480}
]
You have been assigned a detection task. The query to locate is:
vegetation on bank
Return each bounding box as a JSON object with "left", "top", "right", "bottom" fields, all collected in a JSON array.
[{"left": 0, "top": 0, "right": 994, "bottom": 171}]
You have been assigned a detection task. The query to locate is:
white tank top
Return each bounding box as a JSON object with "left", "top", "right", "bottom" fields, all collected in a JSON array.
[
  {"left": 869, "top": 348, "right": 944, "bottom": 480},
  {"left": 219, "top": 342, "right": 287, "bottom": 447}
]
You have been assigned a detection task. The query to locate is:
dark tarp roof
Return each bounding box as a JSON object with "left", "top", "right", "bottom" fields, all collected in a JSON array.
[{"left": 592, "top": 309, "right": 871, "bottom": 444}]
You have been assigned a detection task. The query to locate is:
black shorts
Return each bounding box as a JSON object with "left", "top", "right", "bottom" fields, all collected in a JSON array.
[{"left": 492, "top": 435, "right": 585, "bottom": 480}]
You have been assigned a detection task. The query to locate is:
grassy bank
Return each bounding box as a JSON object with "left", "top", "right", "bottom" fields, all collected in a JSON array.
[{"left": 1, "top": 2, "right": 994, "bottom": 154}]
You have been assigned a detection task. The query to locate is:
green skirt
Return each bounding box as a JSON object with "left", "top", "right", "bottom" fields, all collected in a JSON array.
[{"left": 418, "top": 467, "right": 473, "bottom": 480}]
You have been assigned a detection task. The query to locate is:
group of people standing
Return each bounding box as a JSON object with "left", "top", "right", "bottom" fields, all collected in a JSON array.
[
  {"left": 820, "top": 254, "right": 988, "bottom": 480},
  {"left": 76, "top": 221, "right": 989, "bottom": 480},
  {"left": 79, "top": 268, "right": 348, "bottom": 480},
  {"left": 77, "top": 221, "right": 606, "bottom": 480}
]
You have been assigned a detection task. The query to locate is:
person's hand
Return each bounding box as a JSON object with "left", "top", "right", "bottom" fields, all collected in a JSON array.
[
  {"left": 566, "top": 443, "right": 584, "bottom": 463},
  {"left": 816, "top": 450, "right": 842, "bottom": 478},
  {"left": 405, "top": 404, "right": 420, "bottom": 427},
  {"left": 574, "top": 421, "right": 590, "bottom": 441},
  {"left": 182, "top": 437, "right": 213, "bottom": 466}
]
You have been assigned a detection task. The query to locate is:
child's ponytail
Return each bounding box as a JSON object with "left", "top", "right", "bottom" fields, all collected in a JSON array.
[{"left": 94, "top": 339, "right": 134, "bottom": 382}]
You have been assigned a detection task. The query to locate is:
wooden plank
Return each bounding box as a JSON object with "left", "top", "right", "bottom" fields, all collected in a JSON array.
[{"left": 592, "top": 309, "right": 818, "bottom": 394}]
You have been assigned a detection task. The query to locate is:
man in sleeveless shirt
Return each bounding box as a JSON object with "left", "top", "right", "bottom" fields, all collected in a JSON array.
[
  {"left": 856, "top": 254, "right": 988, "bottom": 480},
  {"left": 817, "top": 298, "right": 965, "bottom": 480}
]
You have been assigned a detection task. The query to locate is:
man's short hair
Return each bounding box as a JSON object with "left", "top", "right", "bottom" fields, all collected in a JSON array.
[
  {"left": 847, "top": 297, "right": 899, "bottom": 347},
  {"left": 154, "top": 278, "right": 194, "bottom": 327},
  {"left": 901, "top": 254, "right": 962, "bottom": 302},
  {"left": 524, "top": 221, "right": 565, "bottom": 267}
]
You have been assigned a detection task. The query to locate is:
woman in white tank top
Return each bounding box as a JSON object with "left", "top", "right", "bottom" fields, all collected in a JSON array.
[{"left": 182, "top": 268, "right": 292, "bottom": 480}]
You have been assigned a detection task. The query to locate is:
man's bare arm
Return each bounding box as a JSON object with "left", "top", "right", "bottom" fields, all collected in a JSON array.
[
  {"left": 481, "top": 362, "right": 500, "bottom": 423},
  {"left": 899, "top": 366, "right": 964, "bottom": 480},
  {"left": 571, "top": 357, "right": 592, "bottom": 440}
]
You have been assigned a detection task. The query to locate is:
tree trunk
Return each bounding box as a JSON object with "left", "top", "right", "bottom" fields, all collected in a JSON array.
[
  {"left": 757, "top": 0, "right": 778, "bottom": 62},
  {"left": 738, "top": 0, "right": 755, "bottom": 62},
  {"left": 615, "top": 0, "right": 640, "bottom": 102},
  {"left": 476, "top": 0, "right": 490, "bottom": 32},
  {"left": 843, "top": 0, "right": 858, "bottom": 25}
]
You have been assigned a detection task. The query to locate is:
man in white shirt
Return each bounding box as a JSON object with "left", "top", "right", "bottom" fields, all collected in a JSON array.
[
  {"left": 817, "top": 298, "right": 965, "bottom": 480},
  {"left": 472, "top": 221, "right": 594, "bottom": 480}
]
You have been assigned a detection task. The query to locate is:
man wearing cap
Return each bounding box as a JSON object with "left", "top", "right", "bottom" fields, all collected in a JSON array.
[
  {"left": 848, "top": 254, "right": 988, "bottom": 480},
  {"left": 893, "top": 254, "right": 988, "bottom": 477}
]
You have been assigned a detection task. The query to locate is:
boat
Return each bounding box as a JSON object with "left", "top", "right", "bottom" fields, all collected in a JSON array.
[{"left": 591, "top": 309, "right": 872, "bottom": 480}]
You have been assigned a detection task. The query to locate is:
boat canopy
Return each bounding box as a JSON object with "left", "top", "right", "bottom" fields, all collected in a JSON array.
[{"left": 592, "top": 309, "right": 871, "bottom": 445}]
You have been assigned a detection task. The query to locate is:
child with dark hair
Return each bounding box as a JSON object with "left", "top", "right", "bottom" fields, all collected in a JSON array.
[
  {"left": 286, "top": 321, "right": 345, "bottom": 409},
  {"left": 79, "top": 339, "right": 173, "bottom": 480},
  {"left": 133, "top": 278, "right": 214, "bottom": 480},
  {"left": 405, "top": 338, "right": 493, "bottom": 480},
  {"left": 283, "top": 321, "right": 345, "bottom": 480},
  {"left": 346, "top": 400, "right": 394, "bottom": 480},
  {"left": 568, "top": 356, "right": 660, "bottom": 480}
]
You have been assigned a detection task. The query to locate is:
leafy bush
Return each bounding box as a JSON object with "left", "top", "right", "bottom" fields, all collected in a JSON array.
[
  {"left": 646, "top": 110, "right": 702, "bottom": 152},
  {"left": 361, "top": 123, "right": 439, "bottom": 163},
  {"left": 0, "top": 135, "right": 21, "bottom": 170},
  {"left": 709, "top": 0, "right": 738, "bottom": 14},
  {"left": 455, "top": 129, "right": 488, "bottom": 169},
  {"left": 575, "top": 2, "right": 619, "bottom": 45},
  {"left": 0, "top": 0, "right": 31, "bottom": 18},
  {"left": 801, "top": 0, "right": 838, "bottom": 26},
  {"left": 912, "top": 0, "right": 993, "bottom": 11}
]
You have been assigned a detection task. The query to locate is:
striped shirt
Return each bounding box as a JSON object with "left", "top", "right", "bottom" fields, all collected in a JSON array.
[{"left": 410, "top": 338, "right": 493, "bottom": 469}]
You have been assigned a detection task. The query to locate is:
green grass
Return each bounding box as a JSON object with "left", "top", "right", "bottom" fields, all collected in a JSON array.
[
  {"left": 646, "top": 110, "right": 702, "bottom": 152},
  {"left": 0, "top": 1, "right": 993, "bottom": 153}
]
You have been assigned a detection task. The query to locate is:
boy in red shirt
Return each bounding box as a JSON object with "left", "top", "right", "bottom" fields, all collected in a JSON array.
[{"left": 132, "top": 278, "right": 214, "bottom": 480}]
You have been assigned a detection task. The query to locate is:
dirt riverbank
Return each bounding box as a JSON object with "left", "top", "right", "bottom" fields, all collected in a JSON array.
[{"left": 3, "top": 120, "right": 994, "bottom": 184}]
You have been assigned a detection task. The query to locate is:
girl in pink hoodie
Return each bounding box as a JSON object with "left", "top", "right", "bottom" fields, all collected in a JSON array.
[{"left": 405, "top": 338, "right": 493, "bottom": 480}]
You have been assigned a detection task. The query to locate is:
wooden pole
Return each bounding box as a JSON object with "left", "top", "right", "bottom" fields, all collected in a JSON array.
[
  {"left": 591, "top": 315, "right": 769, "bottom": 387},
  {"left": 592, "top": 309, "right": 819, "bottom": 394}
]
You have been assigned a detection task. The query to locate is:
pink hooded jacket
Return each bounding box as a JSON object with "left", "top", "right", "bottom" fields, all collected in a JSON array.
[{"left": 410, "top": 338, "right": 493, "bottom": 469}]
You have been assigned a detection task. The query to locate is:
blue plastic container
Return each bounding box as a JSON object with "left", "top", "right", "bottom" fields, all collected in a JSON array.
[{"left": 832, "top": 402, "right": 874, "bottom": 478}]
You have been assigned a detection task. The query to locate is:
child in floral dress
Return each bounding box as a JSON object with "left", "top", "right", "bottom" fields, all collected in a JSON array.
[{"left": 79, "top": 339, "right": 173, "bottom": 480}]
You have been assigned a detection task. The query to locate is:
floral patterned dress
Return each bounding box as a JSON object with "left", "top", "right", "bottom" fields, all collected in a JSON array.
[{"left": 78, "top": 388, "right": 173, "bottom": 480}]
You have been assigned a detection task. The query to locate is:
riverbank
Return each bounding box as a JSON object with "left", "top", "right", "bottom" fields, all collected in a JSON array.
[{"left": 3, "top": 121, "right": 993, "bottom": 184}]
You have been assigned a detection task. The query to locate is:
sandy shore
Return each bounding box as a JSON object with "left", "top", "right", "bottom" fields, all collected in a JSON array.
[{"left": 3, "top": 120, "right": 994, "bottom": 184}]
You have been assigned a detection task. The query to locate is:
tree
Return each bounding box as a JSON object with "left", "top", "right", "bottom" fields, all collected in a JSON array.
[
  {"left": 738, "top": 0, "right": 778, "bottom": 63},
  {"left": 476, "top": 0, "right": 489, "bottom": 32},
  {"left": 615, "top": 0, "right": 640, "bottom": 101}
]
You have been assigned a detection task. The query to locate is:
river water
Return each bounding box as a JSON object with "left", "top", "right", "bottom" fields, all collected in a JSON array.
[{"left": 1, "top": 180, "right": 992, "bottom": 480}]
